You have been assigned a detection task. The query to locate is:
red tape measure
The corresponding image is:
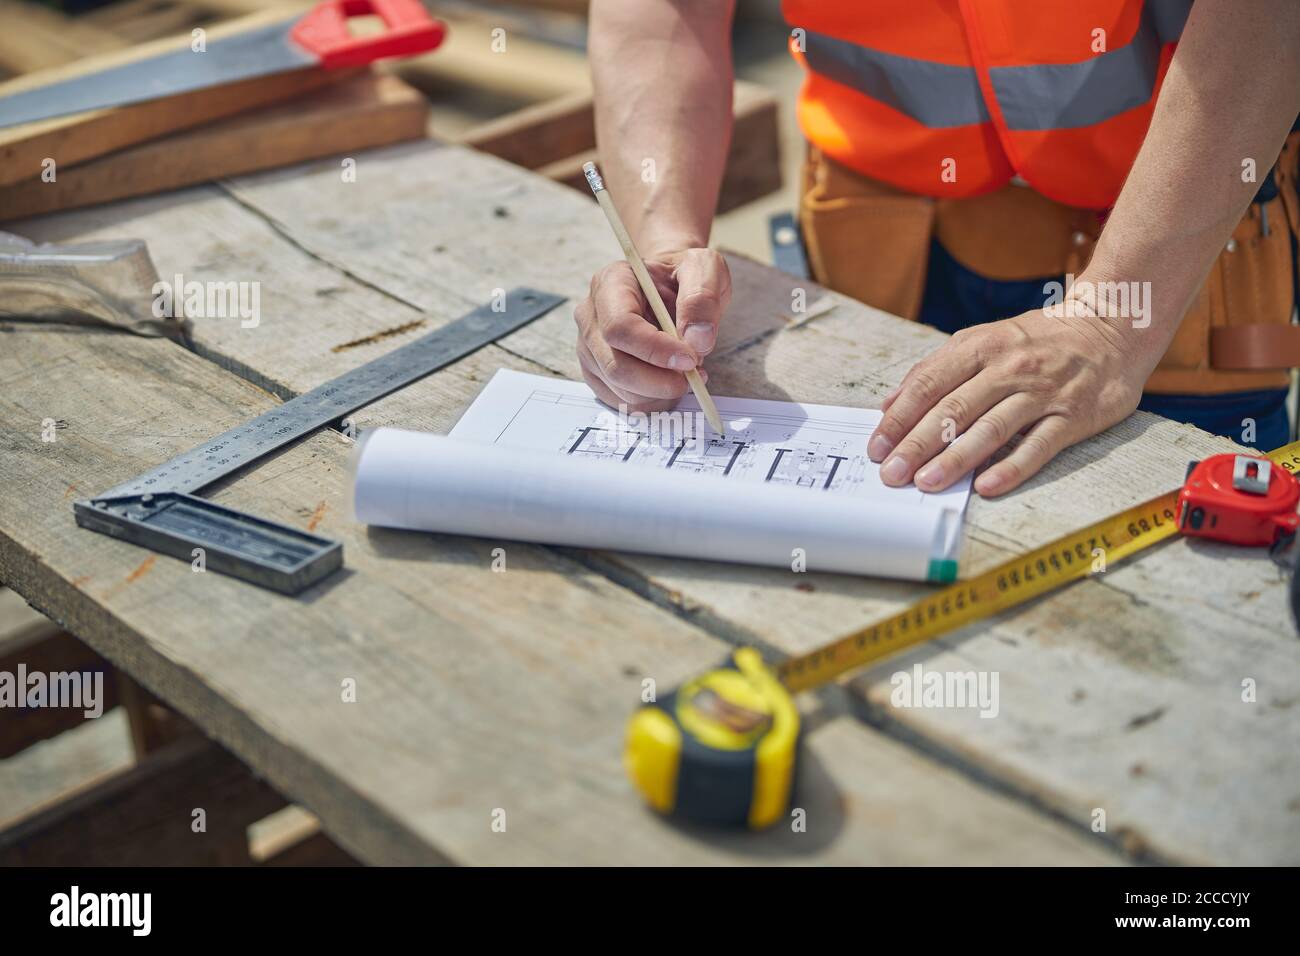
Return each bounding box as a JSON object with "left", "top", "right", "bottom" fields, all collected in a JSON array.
[{"left": 1179, "top": 453, "right": 1300, "bottom": 546}]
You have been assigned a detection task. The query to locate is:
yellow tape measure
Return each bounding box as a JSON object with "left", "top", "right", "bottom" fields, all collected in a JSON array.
[{"left": 626, "top": 439, "right": 1300, "bottom": 829}]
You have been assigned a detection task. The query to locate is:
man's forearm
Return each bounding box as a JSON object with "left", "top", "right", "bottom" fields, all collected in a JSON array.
[
  {"left": 1082, "top": 0, "right": 1300, "bottom": 367},
  {"left": 589, "top": 0, "right": 736, "bottom": 258}
]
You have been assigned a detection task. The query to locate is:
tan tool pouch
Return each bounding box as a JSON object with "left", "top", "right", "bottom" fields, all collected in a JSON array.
[
  {"left": 1148, "top": 130, "right": 1300, "bottom": 394},
  {"left": 799, "top": 135, "right": 1300, "bottom": 395},
  {"left": 798, "top": 147, "right": 934, "bottom": 321}
]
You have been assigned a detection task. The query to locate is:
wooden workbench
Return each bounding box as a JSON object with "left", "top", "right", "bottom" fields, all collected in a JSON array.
[{"left": 2, "top": 141, "right": 1297, "bottom": 865}]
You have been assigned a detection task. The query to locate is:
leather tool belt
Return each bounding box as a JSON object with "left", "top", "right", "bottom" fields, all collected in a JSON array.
[{"left": 799, "top": 132, "right": 1300, "bottom": 395}]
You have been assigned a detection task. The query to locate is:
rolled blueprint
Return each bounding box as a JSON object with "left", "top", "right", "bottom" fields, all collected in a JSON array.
[{"left": 353, "top": 428, "right": 964, "bottom": 582}]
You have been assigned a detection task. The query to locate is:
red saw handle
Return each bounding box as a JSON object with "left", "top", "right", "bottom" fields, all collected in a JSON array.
[{"left": 291, "top": 0, "right": 445, "bottom": 70}]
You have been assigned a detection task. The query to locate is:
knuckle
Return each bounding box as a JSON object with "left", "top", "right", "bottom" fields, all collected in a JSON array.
[
  {"left": 908, "top": 367, "right": 944, "bottom": 404},
  {"left": 1005, "top": 353, "right": 1041, "bottom": 379},
  {"left": 593, "top": 262, "right": 630, "bottom": 299},
  {"left": 677, "top": 289, "right": 718, "bottom": 324},
  {"left": 876, "top": 412, "right": 905, "bottom": 440},
  {"left": 895, "top": 435, "right": 930, "bottom": 462},
  {"left": 598, "top": 351, "right": 625, "bottom": 382},
  {"left": 935, "top": 394, "right": 973, "bottom": 427},
  {"left": 1017, "top": 431, "right": 1053, "bottom": 463},
  {"left": 997, "top": 455, "right": 1026, "bottom": 485},
  {"left": 601, "top": 315, "right": 635, "bottom": 348},
  {"left": 574, "top": 299, "right": 592, "bottom": 328},
  {"left": 972, "top": 411, "right": 1012, "bottom": 447},
  {"left": 941, "top": 443, "right": 974, "bottom": 475}
]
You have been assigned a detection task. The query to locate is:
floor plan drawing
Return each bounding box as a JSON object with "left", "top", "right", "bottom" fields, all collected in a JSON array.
[
  {"left": 357, "top": 370, "right": 971, "bottom": 582},
  {"left": 449, "top": 369, "right": 971, "bottom": 512}
]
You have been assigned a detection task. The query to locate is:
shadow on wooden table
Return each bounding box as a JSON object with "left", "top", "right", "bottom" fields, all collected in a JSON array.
[{"left": 634, "top": 732, "right": 848, "bottom": 859}]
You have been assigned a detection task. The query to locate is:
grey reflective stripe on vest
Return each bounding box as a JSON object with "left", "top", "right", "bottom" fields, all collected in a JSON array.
[
  {"left": 991, "top": 1, "right": 1192, "bottom": 131},
  {"left": 803, "top": 30, "right": 989, "bottom": 129},
  {"left": 799, "top": 0, "right": 1192, "bottom": 132}
]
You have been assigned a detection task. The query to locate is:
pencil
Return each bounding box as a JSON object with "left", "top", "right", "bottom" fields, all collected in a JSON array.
[{"left": 582, "top": 161, "right": 726, "bottom": 435}]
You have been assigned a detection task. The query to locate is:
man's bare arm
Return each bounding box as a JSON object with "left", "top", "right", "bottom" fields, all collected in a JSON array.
[
  {"left": 574, "top": 1, "right": 737, "bottom": 411},
  {"left": 872, "top": 0, "right": 1300, "bottom": 496},
  {"left": 589, "top": 0, "right": 735, "bottom": 257},
  {"left": 1085, "top": 0, "right": 1300, "bottom": 362}
]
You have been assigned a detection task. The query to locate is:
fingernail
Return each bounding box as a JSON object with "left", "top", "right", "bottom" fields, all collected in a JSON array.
[
  {"left": 915, "top": 462, "right": 944, "bottom": 489},
  {"left": 977, "top": 471, "right": 1001, "bottom": 495},
  {"left": 867, "top": 434, "right": 894, "bottom": 462},
  {"left": 881, "top": 456, "right": 908, "bottom": 484},
  {"left": 668, "top": 354, "right": 696, "bottom": 371},
  {"left": 683, "top": 324, "right": 716, "bottom": 354}
]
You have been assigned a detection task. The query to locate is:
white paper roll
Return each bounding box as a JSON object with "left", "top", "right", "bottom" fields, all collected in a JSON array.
[{"left": 353, "top": 428, "right": 962, "bottom": 581}]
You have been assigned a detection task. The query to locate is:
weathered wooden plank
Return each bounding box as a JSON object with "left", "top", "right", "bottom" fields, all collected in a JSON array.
[
  {"left": 82, "top": 1, "right": 207, "bottom": 44},
  {"left": 0, "top": 736, "right": 283, "bottom": 865},
  {"left": 249, "top": 806, "right": 358, "bottom": 866},
  {"left": 0, "top": 628, "right": 118, "bottom": 757},
  {"left": 0, "top": 0, "right": 128, "bottom": 75},
  {"left": 0, "top": 709, "right": 133, "bottom": 828},
  {"left": 0, "top": 10, "right": 348, "bottom": 186},
  {"left": 0, "top": 242, "right": 1114, "bottom": 864},
  {"left": 0, "top": 73, "right": 428, "bottom": 220},
  {"left": 258, "top": 829, "right": 359, "bottom": 866},
  {"left": 0, "top": 586, "right": 52, "bottom": 641},
  {"left": 393, "top": 13, "right": 589, "bottom": 104},
  {"left": 116, "top": 673, "right": 195, "bottom": 759},
  {"left": 462, "top": 81, "right": 782, "bottom": 215},
  {"left": 19, "top": 141, "right": 1289, "bottom": 863},
  {"left": 459, "top": 90, "right": 594, "bottom": 169},
  {"left": 213, "top": 143, "right": 794, "bottom": 375}
]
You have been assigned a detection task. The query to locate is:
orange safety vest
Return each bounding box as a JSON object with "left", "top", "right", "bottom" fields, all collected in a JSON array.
[{"left": 784, "top": 0, "right": 1192, "bottom": 210}]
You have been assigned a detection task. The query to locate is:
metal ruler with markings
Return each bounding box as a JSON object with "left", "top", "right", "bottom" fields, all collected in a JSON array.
[{"left": 74, "top": 288, "right": 565, "bottom": 594}]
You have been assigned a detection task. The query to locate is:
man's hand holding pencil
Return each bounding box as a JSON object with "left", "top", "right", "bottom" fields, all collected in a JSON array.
[{"left": 573, "top": 247, "right": 731, "bottom": 416}]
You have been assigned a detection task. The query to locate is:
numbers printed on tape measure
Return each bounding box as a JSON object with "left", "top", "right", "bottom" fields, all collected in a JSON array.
[
  {"left": 778, "top": 438, "right": 1300, "bottom": 696},
  {"left": 777, "top": 492, "right": 1184, "bottom": 693}
]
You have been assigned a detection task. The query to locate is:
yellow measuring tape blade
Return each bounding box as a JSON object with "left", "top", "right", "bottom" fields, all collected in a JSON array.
[{"left": 777, "top": 439, "right": 1300, "bottom": 694}]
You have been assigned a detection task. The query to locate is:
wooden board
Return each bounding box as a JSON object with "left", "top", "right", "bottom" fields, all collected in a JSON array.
[
  {"left": 0, "top": 9, "right": 350, "bottom": 186},
  {"left": 0, "top": 72, "right": 428, "bottom": 220},
  {"left": 15, "top": 141, "right": 1289, "bottom": 865},
  {"left": 0, "top": 736, "right": 284, "bottom": 865},
  {"left": 0, "top": 0, "right": 129, "bottom": 75},
  {"left": 0, "top": 629, "right": 118, "bottom": 758},
  {"left": 0, "top": 205, "right": 1116, "bottom": 864},
  {"left": 0, "top": 586, "right": 51, "bottom": 644},
  {"left": 462, "top": 81, "right": 782, "bottom": 215},
  {"left": 458, "top": 91, "right": 594, "bottom": 169},
  {"left": 81, "top": 0, "right": 211, "bottom": 45},
  {"left": 392, "top": 12, "right": 590, "bottom": 104},
  {"left": 0, "top": 710, "right": 134, "bottom": 828}
]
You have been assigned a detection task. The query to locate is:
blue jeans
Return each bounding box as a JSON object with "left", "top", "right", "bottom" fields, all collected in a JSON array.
[{"left": 918, "top": 239, "right": 1290, "bottom": 450}]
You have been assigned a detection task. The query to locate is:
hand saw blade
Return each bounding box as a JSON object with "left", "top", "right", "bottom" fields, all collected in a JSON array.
[
  {"left": 0, "top": 22, "right": 311, "bottom": 130},
  {"left": 0, "top": 0, "right": 444, "bottom": 130}
]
